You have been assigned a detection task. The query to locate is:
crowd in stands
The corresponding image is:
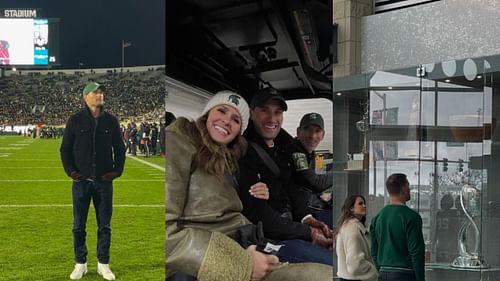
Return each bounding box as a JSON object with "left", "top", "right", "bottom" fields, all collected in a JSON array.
[{"left": 0, "top": 67, "right": 165, "bottom": 126}]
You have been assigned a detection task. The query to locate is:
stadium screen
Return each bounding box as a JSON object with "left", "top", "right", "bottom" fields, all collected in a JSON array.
[{"left": 0, "top": 18, "right": 59, "bottom": 66}]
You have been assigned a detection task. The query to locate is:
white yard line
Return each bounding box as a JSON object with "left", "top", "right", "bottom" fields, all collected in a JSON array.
[
  {"left": 0, "top": 166, "right": 61, "bottom": 168},
  {"left": 0, "top": 179, "right": 164, "bottom": 182},
  {"left": 0, "top": 159, "right": 60, "bottom": 161},
  {"left": 128, "top": 155, "right": 165, "bottom": 172},
  {"left": 0, "top": 204, "right": 163, "bottom": 208}
]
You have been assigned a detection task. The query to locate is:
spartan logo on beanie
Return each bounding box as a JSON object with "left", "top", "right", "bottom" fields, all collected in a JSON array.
[{"left": 228, "top": 94, "right": 241, "bottom": 106}]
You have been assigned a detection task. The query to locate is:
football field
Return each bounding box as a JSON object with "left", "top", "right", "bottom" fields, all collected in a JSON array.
[{"left": 0, "top": 135, "right": 165, "bottom": 280}]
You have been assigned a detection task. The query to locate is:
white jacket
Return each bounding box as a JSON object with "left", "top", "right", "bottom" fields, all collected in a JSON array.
[{"left": 336, "top": 218, "right": 378, "bottom": 281}]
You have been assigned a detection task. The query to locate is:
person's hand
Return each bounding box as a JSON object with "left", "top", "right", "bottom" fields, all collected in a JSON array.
[
  {"left": 303, "top": 216, "right": 332, "bottom": 238},
  {"left": 70, "top": 171, "right": 85, "bottom": 182},
  {"left": 101, "top": 172, "right": 120, "bottom": 182},
  {"left": 310, "top": 227, "right": 333, "bottom": 249},
  {"left": 319, "top": 191, "right": 332, "bottom": 202},
  {"left": 249, "top": 182, "right": 269, "bottom": 200},
  {"left": 246, "top": 245, "right": 279, "bottom": 281}
]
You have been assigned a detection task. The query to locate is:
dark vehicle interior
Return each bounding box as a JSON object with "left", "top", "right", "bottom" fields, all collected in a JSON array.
[{"left": 167, "top": 0, "right": 334, "bottom": 101}]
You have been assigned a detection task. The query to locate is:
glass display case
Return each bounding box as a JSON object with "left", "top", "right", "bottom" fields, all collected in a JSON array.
[{"left": 333, "top": 54, "right": 500, "bottom": 280}]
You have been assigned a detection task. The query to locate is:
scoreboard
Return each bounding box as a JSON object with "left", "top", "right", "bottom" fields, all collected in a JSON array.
[{"left": 0, "top": 9, "right": 60, "bottom": 66}]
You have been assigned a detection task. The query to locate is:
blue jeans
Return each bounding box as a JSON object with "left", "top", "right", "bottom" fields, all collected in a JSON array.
[
  {"left": 274, "top": 239, "right": 333, "bottom": 265},
  {"left": 72, "top": 180, "right": 113, "bottom": 264},
  {"left": 379, "top": 271, "right": 416, "bottom": 281}
]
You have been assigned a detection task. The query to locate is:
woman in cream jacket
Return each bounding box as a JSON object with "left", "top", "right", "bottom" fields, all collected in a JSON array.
[{"left": 334, "top": 195, "right": 378, "bottom": 281}]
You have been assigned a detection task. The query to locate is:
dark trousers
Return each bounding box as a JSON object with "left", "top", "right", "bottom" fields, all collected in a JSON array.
[
  {"left": 72, "top": 180, "right": 113, "bottom": 264},
  {"left": 314, "top": 209, "right": 333, "bottom": 229},
  {"left": 379, "top": 271, "right": 416, "bottom": 281},
  {"left": 275, "top": 238, "right": 333, "bottom": 265}
]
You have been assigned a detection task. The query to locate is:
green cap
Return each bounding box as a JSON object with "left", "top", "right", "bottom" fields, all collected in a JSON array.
[
  {"left": 299, "top": 112, "right": 324, "bottom": 129},
  {"left": 82, "top": 82, "right": 104, "bottom": 96},
  {"left": 250, "top": 87, "right": 287, "bottom": 111}
]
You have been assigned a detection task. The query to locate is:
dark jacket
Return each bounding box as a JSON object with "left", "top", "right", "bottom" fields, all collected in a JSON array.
[
  {"left": 60, "top": 105, "right": 126, "bottom": 179},
  {"left": 238, "top": 120, "right": 312, "bottom": 241},
  {"left": 287, "top": 138, "right": 332, "bottom": 193}
]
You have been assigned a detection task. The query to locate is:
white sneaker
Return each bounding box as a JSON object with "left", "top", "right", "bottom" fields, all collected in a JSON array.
[
  {"left": 70, "top": 263, "right": 87, "bottom": 280},
  {"left": 97, "top": 262, "right": 116, "bottom": 280}
]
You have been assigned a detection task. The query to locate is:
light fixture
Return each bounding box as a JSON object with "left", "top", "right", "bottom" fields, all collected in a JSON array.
[
  {"left": 336, "top": 92, "right": 342, "bottom": 96},
  {"left": 445, "top": 79, "right": 451, "bottom": 83},
  {"left": 477, "top": 75, "right": 482, "bottom": 79},
  {"left": 388, "top": 86, "right": 393, "bottom": 90}
]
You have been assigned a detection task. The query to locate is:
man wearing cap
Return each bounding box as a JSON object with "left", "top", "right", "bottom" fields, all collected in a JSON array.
[
  {"left": 60, "top": 82, "right": 125, "bottom": 280},
  {"left": 237, "top": 87, "right": 333, "bottom": 265},
  {"left": 286, "top": 113, "right": 333, "bottom": 228}
]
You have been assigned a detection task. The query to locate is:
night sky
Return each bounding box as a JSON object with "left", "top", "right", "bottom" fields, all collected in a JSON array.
[{"left": 1, "top": 0, "right": 165, "bottom": 69}]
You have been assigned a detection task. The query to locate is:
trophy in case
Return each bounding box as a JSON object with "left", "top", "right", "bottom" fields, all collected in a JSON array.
[{"left": 451, "top": 182, "right": 489, "bottom": 269}]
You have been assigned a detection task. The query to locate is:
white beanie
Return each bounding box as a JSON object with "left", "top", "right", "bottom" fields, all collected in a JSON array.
[{"left": 201, "top": 90, "right": 250, "bottom": 133}]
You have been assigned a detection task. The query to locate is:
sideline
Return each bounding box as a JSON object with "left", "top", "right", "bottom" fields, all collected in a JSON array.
[{"left": 0, "top": 204, "right": 163, "bottom": 208}]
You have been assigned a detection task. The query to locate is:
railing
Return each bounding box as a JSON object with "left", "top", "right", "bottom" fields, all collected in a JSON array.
[{"left": 374, "top": 0, "right": 440, "bottom": 14}]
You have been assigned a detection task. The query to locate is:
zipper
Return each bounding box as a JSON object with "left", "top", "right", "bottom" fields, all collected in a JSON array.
[{"left": 92, "top": 118, "right": 98, "bottom": 179}]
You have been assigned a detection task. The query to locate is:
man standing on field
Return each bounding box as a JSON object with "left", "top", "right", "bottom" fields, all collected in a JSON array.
[{"left": 60, "top": 82, "right": 125, "bottom": 280}]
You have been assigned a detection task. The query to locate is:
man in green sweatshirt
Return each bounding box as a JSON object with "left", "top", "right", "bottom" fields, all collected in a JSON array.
[{"left": 370, "top": 173, "right": 425, "bottom": 281}]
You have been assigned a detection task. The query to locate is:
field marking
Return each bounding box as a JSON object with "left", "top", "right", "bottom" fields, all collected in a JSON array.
[
  {"left": 0, "top": 147, "right": 22, "bottom": 150},
  {"left": 0, "top": 165, "right": 62, "bottom": 167},
  {"left": 128, "top": 155, "right": 165, "bottom": 172},
  {"left": 0, "top": 158, "right": 58, "bottom": 160},
  {"left": 9, "top": 143, "right": 29, "bottom": 146},
  {"left": 0, "top": 204, "right": 163, "bottom": 208},
  {"left": 0, "top": 179, "right": 164, "bottom": 182}
]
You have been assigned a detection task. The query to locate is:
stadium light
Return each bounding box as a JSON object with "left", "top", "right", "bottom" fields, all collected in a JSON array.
[{"left": 121, "top": 40, "right": 132, "bottom": 72}]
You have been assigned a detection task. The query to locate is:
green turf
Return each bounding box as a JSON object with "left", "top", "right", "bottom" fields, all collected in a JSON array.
[{"left": 0, "top": 136, "right": 164, "bottom": 280}]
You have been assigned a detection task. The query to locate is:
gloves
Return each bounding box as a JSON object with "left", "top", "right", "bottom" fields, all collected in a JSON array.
[
  {"left": 303, "top": 216, "right": 332, "bottom": 239},
  {"left": 101, "top": 172, "right": 120, "bottom": 182},
  {"left": 310, "top": 227, "right": 333, "bottom": 249},
  {"left": 70, "top": 171, "right": 85, "bottom": 182}
]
